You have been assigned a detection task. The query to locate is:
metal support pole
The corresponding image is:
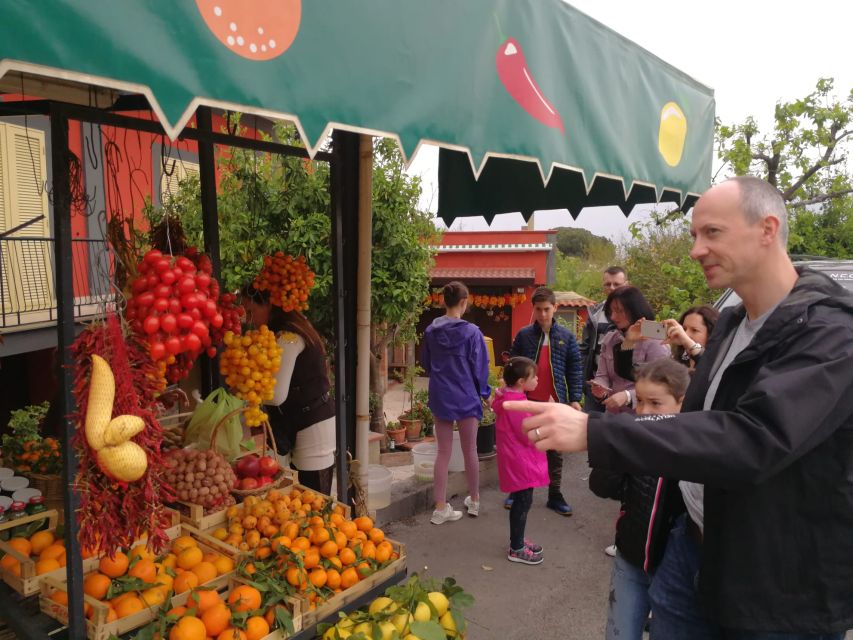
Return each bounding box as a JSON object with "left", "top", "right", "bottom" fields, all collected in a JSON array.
[
  {"left": 196, "top": 106, "right": 221, "bottom": 395},
  {"left": 51, "top": 106, "right": 86, "bottom": 640},
  {"left": 330, "top": 130, "right": 360, "bottom": 504}
]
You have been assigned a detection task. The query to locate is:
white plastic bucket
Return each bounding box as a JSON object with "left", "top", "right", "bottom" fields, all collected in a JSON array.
[
  {"left": 412, "top": 442, "right": 437, "bottom": 482},
  {"left": 366, "top": 464, "right": 393, "bottom": 511}
]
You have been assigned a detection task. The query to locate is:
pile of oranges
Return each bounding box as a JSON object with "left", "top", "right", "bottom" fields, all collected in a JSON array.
[
  {"left": 252, "top": 253, "right": 315, "bottom": 312},
  {"left": 163, "top": 582, "right": 277, "bottom": 640},
  {"left": 0, "top": 529, "right": 66, "bottom": 577},
  {"left": 210, "top": 488, "right": 399, "bottom": 610},
  {"left": 219, "top": 327, "right": 282, "bottom": 426},
  {"left": 52, "top": 534, "right": 235, "bottom": 622}
]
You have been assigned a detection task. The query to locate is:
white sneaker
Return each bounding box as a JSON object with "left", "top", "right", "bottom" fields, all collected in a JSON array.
[
  {"left": 463, "top": 496, "right": 480, "bottom": 517},
  {"left": 431, "top": 503, "right": 463, "bottom": 525},
  {"left": 604, "top": 544, "right": 617, "bottom": 557}
]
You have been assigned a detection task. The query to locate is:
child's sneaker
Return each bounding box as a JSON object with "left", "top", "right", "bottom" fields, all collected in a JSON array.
[
  {"left": 431, "top": 503, "right": 463, "bottom": 525},
  {"left": 507, "top": 546, "right": 543, "bottom": 565},
  {"left": 524, "top": 539, "right": 543, "bottom": 554},
  {"left": 463, "top": 496, "right": 480, "bottom": 517}
]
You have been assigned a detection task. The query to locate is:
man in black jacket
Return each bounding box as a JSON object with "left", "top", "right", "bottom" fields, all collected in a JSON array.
[{"left": 505, "top": 176, "right": 853, "bottom": 638}]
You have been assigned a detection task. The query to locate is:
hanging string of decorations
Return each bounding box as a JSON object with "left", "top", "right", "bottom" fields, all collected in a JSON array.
[{"left": 426, "top": 291, "right": 527, "bottom": 322}]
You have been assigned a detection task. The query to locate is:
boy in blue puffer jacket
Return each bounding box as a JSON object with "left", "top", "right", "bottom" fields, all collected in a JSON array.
[{"left": 507, "top": 286, "right": 583, "bottom": 515}]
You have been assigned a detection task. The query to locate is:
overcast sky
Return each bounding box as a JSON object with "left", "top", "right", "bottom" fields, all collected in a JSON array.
[{"left": 408, "top": 0, "right": 853, "bottom": 243}]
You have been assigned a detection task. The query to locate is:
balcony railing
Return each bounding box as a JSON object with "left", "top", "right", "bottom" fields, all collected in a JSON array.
[{"left": 0, "top": 236, "right": 114, "bottom": 331}]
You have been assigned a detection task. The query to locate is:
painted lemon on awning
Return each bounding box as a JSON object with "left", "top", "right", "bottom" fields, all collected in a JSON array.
[{"left": 658, "top": 101, "right": 687, "bottom": 167}]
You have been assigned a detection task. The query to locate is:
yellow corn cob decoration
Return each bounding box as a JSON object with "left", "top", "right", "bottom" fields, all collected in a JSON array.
[{"left": 85, "top": 354, "right": 148, "bottom": 482}]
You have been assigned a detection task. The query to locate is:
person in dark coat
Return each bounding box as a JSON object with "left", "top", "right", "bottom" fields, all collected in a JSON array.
[
  {"left": 590, "top": 358, "right": 690, "bottom": 640},
  {"left": 505, "top": 176, "right": 853, "bottom": 638},
  {"left": 422, "top": 280, "right": 491, "bottom": 525},
  {"left": 508, "top": 286, "right": 583, "bottom": 516}
]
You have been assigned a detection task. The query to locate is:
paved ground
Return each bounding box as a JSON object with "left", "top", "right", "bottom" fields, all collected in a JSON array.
[{"left": 383, "top": 451, "right": 617, "bottom": 640}]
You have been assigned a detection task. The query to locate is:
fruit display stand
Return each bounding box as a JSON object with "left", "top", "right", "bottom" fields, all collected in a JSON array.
[{"left": 0, "top": 509, "right": 99, "bottom": 597}]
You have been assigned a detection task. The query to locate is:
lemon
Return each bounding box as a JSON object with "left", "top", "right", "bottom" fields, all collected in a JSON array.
[
  {"left": 378, "top": 621, "right": 396, "bottom": 640},
  {"left": 403, "top": 636, "right": 422, "bottom": 640},
  {"left": 427, "top": 591, "right": 449, "bottom": 618},
  {"left": 440, "top": 611, "right": 458, "bottom": 638},
  {"left": 413, "top": 601, "right": 432, "bottom": 622},
  {"left": 368, "top": 596, "right": 396, "bottom": 615},
  {"left": 391, "top": 611, "right": 414, "bottom": 633},
  {"left": 658, "top": 101, "right": 687, "bottom": 167},
  {"left": 353, "top": 622, "right": 373, "bottom": 636}
]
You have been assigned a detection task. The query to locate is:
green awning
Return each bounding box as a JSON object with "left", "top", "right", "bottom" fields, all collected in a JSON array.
[{"left": 0, "top": 0, "right": 714, "bottom": 219}]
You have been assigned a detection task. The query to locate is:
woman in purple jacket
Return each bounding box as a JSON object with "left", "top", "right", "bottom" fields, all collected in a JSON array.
[{"left": 422, "top": 281, "right": 491, "bottom": 525}]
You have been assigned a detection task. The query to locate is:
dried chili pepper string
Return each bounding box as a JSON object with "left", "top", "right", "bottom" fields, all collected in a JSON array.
[{"left": 70, "top": 315, "right": 175, "bottom": 557}]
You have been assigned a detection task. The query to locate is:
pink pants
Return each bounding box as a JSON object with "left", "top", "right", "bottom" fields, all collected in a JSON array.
[{"left": 433, "top": 417, "right": 480, "bottom": 504}]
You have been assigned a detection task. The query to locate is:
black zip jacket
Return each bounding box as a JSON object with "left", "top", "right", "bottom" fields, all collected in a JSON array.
[
  {"left": 589, "top": 469, "right": 684, "bottom": 571},
  {"left": 587, "top": 268, "right": 853, "bottom": 633}
]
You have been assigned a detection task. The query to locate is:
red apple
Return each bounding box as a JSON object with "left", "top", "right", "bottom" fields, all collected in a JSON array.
[
  {"left": 239, "top": 477, "right": 259, "bottom": 491},
  {"left": 256, "top": 475, "right": 271, "bottom": 487},
  {"left": 258, "top": 456, "right": 280, "bottom": 477},
  {"left": 235, "top": 454, "right": 260, "bottom": 478}
]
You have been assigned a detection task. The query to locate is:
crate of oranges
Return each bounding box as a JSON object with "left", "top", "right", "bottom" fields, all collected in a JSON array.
[
  {"left": 139, "top": 576, "right": 303, "bottom": 640},
  {"left": 38, "top": 523, "right": 237, "bottom": 640},
  {"left": 206, "top": 485, "right": 351, "bottom": 557},
  {"left": 0, "top": 509, "right": 95, "bottom": 596}
]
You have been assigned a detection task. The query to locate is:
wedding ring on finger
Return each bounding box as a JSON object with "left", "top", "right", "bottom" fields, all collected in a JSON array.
[{"left": 534, "top": 427, "right": 542, "bottom": 441}]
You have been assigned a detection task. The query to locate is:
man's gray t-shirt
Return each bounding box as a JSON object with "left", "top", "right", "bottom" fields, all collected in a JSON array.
[{"left": 680, "top": 304, "right": 778, "bottom": 533}]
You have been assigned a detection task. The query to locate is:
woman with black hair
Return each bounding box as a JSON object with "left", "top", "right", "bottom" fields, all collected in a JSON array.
[
  {"left": 588, "top": 286, "right": 671, "bottom": 414},
  {"left": 241, "top": 285, "right": 336, "bottom": 495},
  {"left": 663, "top": 305, "right": 720, "bottom": 371}
]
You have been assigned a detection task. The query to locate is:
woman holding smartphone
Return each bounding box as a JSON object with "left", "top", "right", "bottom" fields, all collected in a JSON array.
[{"left": 588, "top": 286, "right": 671, "bottom": 414}]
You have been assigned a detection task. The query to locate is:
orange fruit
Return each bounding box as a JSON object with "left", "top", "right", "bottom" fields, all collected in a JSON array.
[
  {"left": 161, "top": 552, "right": 178, "bottom": 569},
  {"left": 105, "top": 606, "right": 118, "bottom": 622},
  {"left": 217, "top": 630, "right": 247, "bottom": 640},
  {"left": 29, "top": 530, "right": 56, "bottom": 555},
  {"left": 35, "top": 558, "right": 61, "bottom": 575},
  {"left": 282, "top": 522, "right": 299, "bottom": 540},
  {"left": 171, "top": 535, "right": 198, "bottom": 556},
  {"left": 333, "top": 531, "right": 347, "bottom": 549},
  {"left": 211, "top": 528, "right": 228, "bottom": 541},
  {"left": 339, "top": 521, "right": 357, "bottom": 540},
  {"left": 40, "top": 543, "right": 66, "bottom": 562},
  {"left": 338, "top": 548, "right": 356, "bottom": 566},
  {"left": 271, "top": 536, "right": 291, "bottom": 552},
  {"left": 228, "top": 585, "right": 262, "bottom": 612},
  {"left": 360, "top": 541, "right": 376, "bottom": 560},
  {"left": 202, "top": 603, "right": 232, "bottom": 637},
  {"left": 115, "top": 595, "right": 145, "bottom": 618},
  {"left": 129, "top": 544, "right": 154, "bottom": 563},
  {"left": 308, "top": 568, "right": 327, "bottom": 589},
  {"left": 203, "top": 552, "right": 221, "bottom": 564},
  {"left": 99, "top": 551, "right": 129, "bottom": 578},
  {"left": 325, "top": 568, "right": 342, "bottom": 590},
  {"left": 367, "top": 528, "right": 385, "bottom": 544},
  {"left": 290, "top": 536, "right": 310, "bottom": 552},
  {"left": 327, "top": 556, "right": 343, "bottom": 571},
  {"left": 356, "top": 561, "right": 372, "bottom": 578},
  {"left": 353, "top": 516, "right": 373, "bottom": 532},
  {"left": 319, "top": 540, "right": 338, "bottom": 559},
  {"left": 212, "top": 556, "right": 234, "bottom": 576},
  {"left": 375, "top": 541, "right": 393, "bottom": 564},
  {"left": 245, "top": 616, "right": 270, "bottom": 640},
  {"left": 49, "top": 589, "right": 69, "bottom": 606},
  {"left": 191, "top": 561, "right": 217, "bottom": 585},
  {"left": 140, "top": 586, "right": 168, "bottom": 608},
  {"left": 187, "top": 588, "right": 222, "bottom": 613},
  {"left": 167, "top": 605, "right": 188, "bottom": 617},
  {"left": 177, "top": 546, "right": 203, "bottom": 570},
  {"left": 0, "top": 555, "right": 21, "bottom": 573},
  {"left": 303, "top": 549, "right": 320, "bottom": 570},
  {"left": 129, "top": 558, "right": 157, "bottom": 583},
  {"left": 83, "top": 572, "right": 112, "bottom": 600},
  {"left": 173, "top": 571, "right": 200, "bottom": 594},
  {"left": 340, "top": 567, "right": 359, "bottom": 589},
  {"left": 169, "top": 615, "right": 207, "bottom": 640},
  {"left": 7, "top": 537, "right": 32, "bottom": 557}
]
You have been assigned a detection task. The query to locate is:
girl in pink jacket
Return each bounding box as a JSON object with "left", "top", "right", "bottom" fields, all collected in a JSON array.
[{"left": 494, "top": 357, "right": 550, "bottom": 565}]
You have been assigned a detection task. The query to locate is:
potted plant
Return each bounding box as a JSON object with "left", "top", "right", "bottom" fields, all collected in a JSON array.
[
  {"left": 399, "top": 365, "right": 425, "bottom": 441},
  {"left": 477, "top": 372, "right": 499, "bottom": 458},
  {"left": 385, "top": 420, "right": 407, "bottom": 446},
  {"left": 2, "top": 401, "right": 63, "bottom": 506}
]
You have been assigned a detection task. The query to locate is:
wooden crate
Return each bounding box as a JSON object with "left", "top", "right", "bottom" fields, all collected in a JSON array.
[
  {"left": 172, "top": 499, "right": 233, "bottom": 531},
  {"left": 38, "top": 523, "right": 237, "bottom": 640},
  {"left": 0, "top": 509, "right": 92, "bottom": 596},
  {"left": 300, "top": 539, "right": 407, "bottom": 628}
]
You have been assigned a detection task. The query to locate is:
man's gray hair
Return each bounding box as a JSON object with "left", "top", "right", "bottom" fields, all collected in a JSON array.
[{"left": 731, "top": 175, "right": 789, "bottom": 246}]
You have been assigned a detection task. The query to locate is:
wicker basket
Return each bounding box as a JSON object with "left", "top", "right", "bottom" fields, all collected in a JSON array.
[
  {"left": 158, "top": 411, "right": 193, "bottom": 451},
  {"left": 209, "top": 407, "right": 292, "bottom": 498},
  {"left": 28, "top": 472, "right": 64, "bottom": 514}
]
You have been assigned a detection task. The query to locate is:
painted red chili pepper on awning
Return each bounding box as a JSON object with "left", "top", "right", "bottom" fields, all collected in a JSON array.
[{"left": 496, "top": 37, "right": 565, "bottom": 134}]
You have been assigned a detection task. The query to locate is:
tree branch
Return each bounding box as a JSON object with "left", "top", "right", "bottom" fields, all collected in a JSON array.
[
  {"left": 789, "top": 188, "right": 853, "bottom": 208},
  {"left": 782, "top": 128, "right": 851, "bottom": 200}
]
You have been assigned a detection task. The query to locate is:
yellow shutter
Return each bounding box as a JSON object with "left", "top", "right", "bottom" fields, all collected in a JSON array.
[
  {"left": 0, "top": 125, "right": 12, "bottom": 315},
  {"left": 160, "top": 158, "right": 199, "bottom": 203},
  {"left": 0, "top": 122, "right": 53, "bottom": 314}
]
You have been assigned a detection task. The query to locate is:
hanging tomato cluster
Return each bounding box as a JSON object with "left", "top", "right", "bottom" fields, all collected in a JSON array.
[
  {"left": 253, "top": 252, "right": 315, "bottom": 312},
  {"left": 183, "top": 247, "right": 244, "bottom": 344},
  {"left": 219, "top": 327, "right": 283, "bottom": 426},
  {"left": 127, "top": 249, "right": 230, "bottom": 384}
]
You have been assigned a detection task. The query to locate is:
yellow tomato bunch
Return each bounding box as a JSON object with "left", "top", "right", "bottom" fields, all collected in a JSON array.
[
  {"left": 253, "top": 253, "right": 315, "bottom": 312},
  {"left": 220, "top": 326, "right": 282, "bottom": 426}
]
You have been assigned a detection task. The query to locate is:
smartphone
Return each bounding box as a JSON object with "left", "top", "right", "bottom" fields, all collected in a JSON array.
[
  {"left": 589, "top": 380, "right": 612, "bottom": 393},
  {"left": 640, "top": 320, "right": 667, "bottom": 340}
]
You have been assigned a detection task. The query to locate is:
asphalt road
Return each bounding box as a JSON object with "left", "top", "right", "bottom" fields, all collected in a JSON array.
[{"left": 384, "top": 452, "right": 617, "bottom": 640}]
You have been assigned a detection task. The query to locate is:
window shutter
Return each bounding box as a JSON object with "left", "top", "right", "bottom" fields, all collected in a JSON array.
[
  {"left": 160, "top": 158, "right": 200, "bottom": 203},
  {"left": 3, "top": 123, "right": 53, "bottom": 314},
  {"left": 0, "top": 126, "right": 12, "bottom": 316}
]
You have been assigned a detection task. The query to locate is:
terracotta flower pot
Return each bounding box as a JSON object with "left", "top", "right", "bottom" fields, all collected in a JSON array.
[
  {"left": 400, "top": 418, "right": 423, "bottom": 442},
  {"left": 387, "top": 427, "right": 407, "bottom": 445}
]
